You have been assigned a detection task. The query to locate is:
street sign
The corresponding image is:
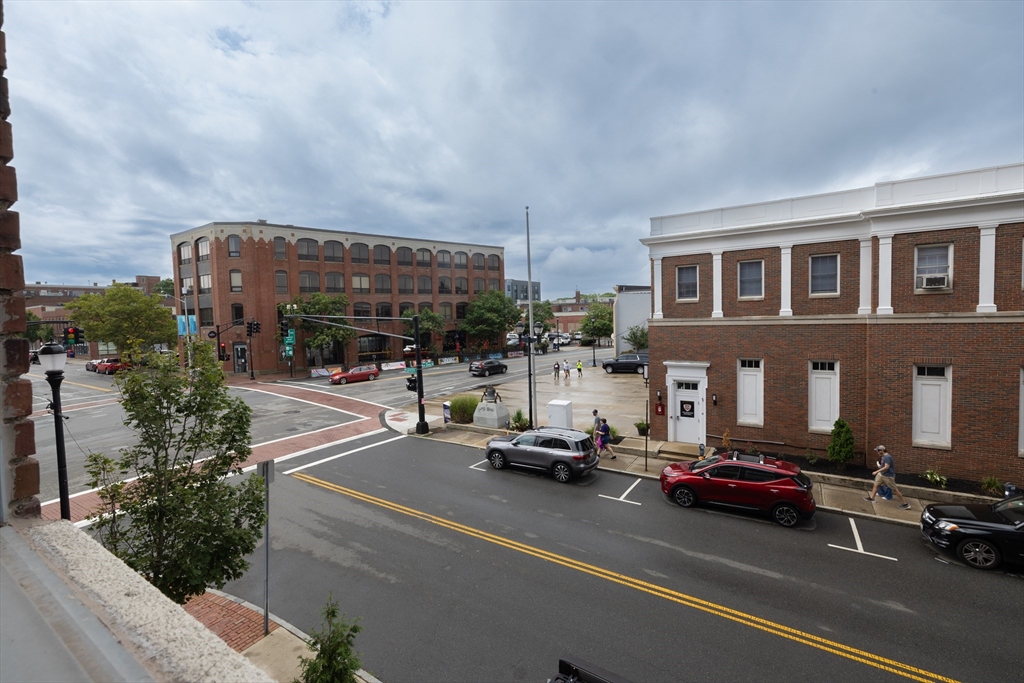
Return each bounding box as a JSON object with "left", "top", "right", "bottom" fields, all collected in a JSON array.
[
  {"left": 207, "top": 331, "right": 217, "bottom": 339},
  {"left": 286, "top": 330, "right": 295, "bottom": 343},
  {"left": 285, "top": 346, "right": 293, "bottom": 357}
]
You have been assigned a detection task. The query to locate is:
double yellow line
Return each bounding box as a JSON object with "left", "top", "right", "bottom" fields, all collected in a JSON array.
[{"left": 292, "top": 472, "right": 958, "bottom": 683}]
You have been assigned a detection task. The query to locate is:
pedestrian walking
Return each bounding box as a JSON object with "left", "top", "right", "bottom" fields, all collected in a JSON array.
[
  {"left": 563, "top": 360, "right": 570, "bottom": 379},
  {"left": 576, "top": 360, "right": 583, "bottom": 377},
  {"left": 598, "top": 418, "right": 615, "bottom": 460},
  {"left": 864, "top": 445, "right": 911, "bottom": 509},
  {"left": 553, "top": 362, "right": 560, "bottom": 382},
  {"left": 592, "top": 409, "right": 601, "bottom": 435}
]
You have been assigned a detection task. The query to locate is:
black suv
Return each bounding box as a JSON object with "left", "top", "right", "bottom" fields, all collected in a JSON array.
[
  {"left": 602, "top": 353, "right": 649, "bottom": 374},
  {"left": 920, "top": 485, "right": 1023, "bottom": 570},
  {"left": 485, "top": 426, "right": 599, "bottom": 483}
]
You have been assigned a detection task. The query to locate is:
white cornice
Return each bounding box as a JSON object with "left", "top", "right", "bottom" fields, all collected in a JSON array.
[{"left": 649, "top": 312, "right": 1024, "bottom": 326}]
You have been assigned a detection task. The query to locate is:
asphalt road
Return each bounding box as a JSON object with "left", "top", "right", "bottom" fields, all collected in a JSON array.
[{"left": 224, "top": 432, "right": 1024, "bottom": 683}]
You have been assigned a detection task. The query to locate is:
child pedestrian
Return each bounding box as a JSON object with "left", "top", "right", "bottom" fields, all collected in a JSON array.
[
  {"left": 563, "top": 360, "right": 570, "bottom": 379},
  {"left": 553, "top": 362, "right": 560, "bottom": 382},
  {"left": 576, "top": 360, "right": 583, "bottom": 377}
]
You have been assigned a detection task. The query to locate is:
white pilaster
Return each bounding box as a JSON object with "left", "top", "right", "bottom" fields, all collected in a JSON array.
[
  {"left": 977, "top": 225, "right": 997, "bottom": 313},
  {"left": 779, "top": 245, "right": 793, "bottom": 316},
  {"left": 712, "top": 251, "right": 723, "bottom": 318},
  {"left": 858, "top": 238, "right": 873, "bottom": 314},
  {"left": 877, "top": 236, "right": 893, "bottom": 315},
  {"left": 652, "top": 257, "right": 664, "bottom": 319}
]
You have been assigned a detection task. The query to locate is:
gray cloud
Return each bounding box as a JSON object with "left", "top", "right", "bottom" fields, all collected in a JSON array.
[{"left": 7, "top": 1, "right": 1022, "bottom": 298}]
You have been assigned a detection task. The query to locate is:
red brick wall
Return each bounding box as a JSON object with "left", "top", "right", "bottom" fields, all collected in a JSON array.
[
  {"left": 891, "top": 228, "right": 979, "bottom": 314},
  {"left": 994, "top": 222, "right": 1023, "bottom": 313},
  {"left": 790, "top": 240, "right": 861, "bottom": 316},
  {"left": 722, "top": 248, "right": 780, "bottom": 317},
  {"left": 649, "top": 319, "right": 1024, "bottom": 482},
  {"left": 661, "top": 253, "right": 713, "bottom": 319}
]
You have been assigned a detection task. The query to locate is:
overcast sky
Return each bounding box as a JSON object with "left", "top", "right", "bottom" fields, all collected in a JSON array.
[{"left": 8, "top": 1, "right": 1023, "bottom": 299}]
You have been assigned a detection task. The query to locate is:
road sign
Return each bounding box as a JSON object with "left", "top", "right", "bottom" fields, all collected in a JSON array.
[
  {"left": 286, "top": 330, "right": 295, "bottom": 343},
  {"left": 285, "top": 346, "right": 293, "bottom": 357},
  {"left": 207, "top": 331, "right": 217, "bottom": 339}
]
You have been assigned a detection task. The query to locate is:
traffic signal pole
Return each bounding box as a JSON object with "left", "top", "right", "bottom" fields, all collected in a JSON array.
[{"left": 414, "top": 315, "right": 429, "bottom": 434}]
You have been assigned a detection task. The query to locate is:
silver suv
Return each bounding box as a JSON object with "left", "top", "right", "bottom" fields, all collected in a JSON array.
[{"left": 485, "top": 427, "right": 599, "bottom": 483}]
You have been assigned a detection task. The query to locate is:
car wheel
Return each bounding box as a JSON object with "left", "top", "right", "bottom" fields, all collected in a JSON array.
[
  {"left": 488, "top": 451, "right": 506, "bottom": 470},
  {"left": 636, "top": 365, "right": 645, "bottom": 374},
  {"left": 672, "top": 486, "right": 697, "bottom": 508},
  {"left": 483, "top": 369, "right": 490, "bottom": 377},
  {"left": 957, "top": 538, "right": 1001, "bottom": 570},
  {"left": 772, "top": 503, "right": 800, "bottom": 528},
  {"left": 604, "top": 366, "right": 614, "bottom": 374},
  {"left": 338, "top": 378, "right": 347, "bottom": 385},
  {"left": 501, "top": 366, "right": 507, "bottom": 373},
  {"left": 368, "top": 374, "right": 376, "bottom": 380},
  {"left": 552, "top": 462, "right": 572, "bottom": 483}
]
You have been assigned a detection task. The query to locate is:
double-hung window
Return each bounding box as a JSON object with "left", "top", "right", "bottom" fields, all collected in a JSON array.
[
  {"left": 915, "top": 245, "right": 952, "bottom": 291},
  {"left": 676, "top": 265, "right": 698, "bottom": 300},
  {"left": 738, "top": 260, "right": 763, "bottom": 299},
  {"left": 229, "top": 270, "right": 242, "bottom": 293},
  {"left": 810, "top": 254, "right": 839, "bottom": 296}
]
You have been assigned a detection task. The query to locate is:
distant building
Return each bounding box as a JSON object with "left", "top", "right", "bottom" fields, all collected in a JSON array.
[
  {"left": 505, "top": 279, "right": 541, "bottom": 303},
  {"left": 612, "top": 285, "right": 652, "bottom": 355},
  {"left": 551, "top": 290, "right": 615, "bottom": 335},
  {"left": 23, "top": 275, "right": 162, "bottom": 308}
]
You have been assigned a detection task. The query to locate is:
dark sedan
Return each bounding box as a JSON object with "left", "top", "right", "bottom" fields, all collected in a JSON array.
[
  {"left": 469, "top": 359, "right": 507, "bottom": 377},
  {"left": 602, "top": 353, "right": 649, "bottom": 374},
  {"left": 920, "top": 487, "right": 1023, "bottom": 570}
]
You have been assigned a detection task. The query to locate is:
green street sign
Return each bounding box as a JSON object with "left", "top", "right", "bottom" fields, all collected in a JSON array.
[
  {"left": 286, "top": 330, "right": 295, "bottom": 343},
  {"left": 285, "top": 346, "right": 293, "bottom": 357}
]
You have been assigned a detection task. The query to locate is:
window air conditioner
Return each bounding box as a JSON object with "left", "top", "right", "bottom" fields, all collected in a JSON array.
[{"left": 918, "top": 275, "right": 948, "bottom": 289}]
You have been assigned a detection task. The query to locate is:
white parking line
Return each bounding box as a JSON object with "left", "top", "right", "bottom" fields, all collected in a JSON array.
[
  {"left": 827, "top": 518, "right": 898, "bottom": 561},
  {"left": 469, "top": 459, "right": 489, "bottom": 471},
  {"left": 598, "top": 477, "right": 643, "bottom": 506},
  {"left": 284, "top": 434, "right": 407, "bottom": 474}
]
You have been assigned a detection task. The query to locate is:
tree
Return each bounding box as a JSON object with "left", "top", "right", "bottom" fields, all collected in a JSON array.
[
  {"left": 827, "top": 418, "right": 856, "bottom": 470},
  {"left": 458, "top": 291, "right": 522, "bottom": 347},
  {"left": 21, "top": 310, "right": 54, "bottom": 345},
  {"left": 152, "top": 278, "right": 176, "bottom": 296},
  {"left": 85, "top": 340, "right": 266, "bottom": 604},
  {"left": 281, "top": 293, "right": 356, "bottom": 358},
  {"left": 622, "top": 324, "right": 649, "bottom": 352},
  {"left": 579, "top": 302, "right": 614, "bottom": 341},
  {"left": 296, "top": 594, "right": 362, "bottom": 683},
  {"left": 400, "top": 308, "right": 446, "bottom": 351},
  {"left": 529, "top": 300, "right": 555, "bottom": 334},
  {"left": 66, "top": 283, "right": 177, "bottom": 357}
]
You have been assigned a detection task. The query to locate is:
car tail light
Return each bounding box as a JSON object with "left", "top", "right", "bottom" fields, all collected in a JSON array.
[{"left": 573, "top": 453, "right": 586, "bottom": 460}]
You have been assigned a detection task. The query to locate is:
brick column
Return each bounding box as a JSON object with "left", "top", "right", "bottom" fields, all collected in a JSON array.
[{"left": 0, "top": 1, "right": 40, "bottom": 521}]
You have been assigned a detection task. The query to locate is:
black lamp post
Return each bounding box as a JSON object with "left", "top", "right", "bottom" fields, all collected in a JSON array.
[
  {"left": 38, "top": 343, "right": 71, "bottom": 520},
  {"left": 591, "top": 340, "right": 597, "bottom": 367},
  {"left": 516, "top": 319, "right": 544, "bottom": 429}
]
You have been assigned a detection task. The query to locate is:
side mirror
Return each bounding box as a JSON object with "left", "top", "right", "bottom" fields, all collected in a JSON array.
[{"left": 702, "top": 472, "right": 710, "bottom": 479}]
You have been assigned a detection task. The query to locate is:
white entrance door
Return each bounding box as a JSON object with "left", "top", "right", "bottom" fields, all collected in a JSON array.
[{"left": 664, "top": 361, "right": 710, "bottom": 446}]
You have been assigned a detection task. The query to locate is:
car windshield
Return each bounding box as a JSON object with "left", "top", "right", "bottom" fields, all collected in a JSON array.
[
  {"left": 690, "top": 455, "right": 722, "bottom": 471},
  {"left": 993, "top": 496, "right": 1024, "bottom": 524}
]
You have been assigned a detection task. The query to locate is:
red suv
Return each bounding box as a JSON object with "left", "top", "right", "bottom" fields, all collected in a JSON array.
[{"left": 660, "top": 454, "right": 816, "bottom": 527}]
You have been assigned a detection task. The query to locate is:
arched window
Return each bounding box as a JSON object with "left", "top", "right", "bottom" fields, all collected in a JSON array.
[
  {"left": 177, "top": 242, "right": 192, "bottom": 265},
  {"left": 416, "top": 249, "right": 432, "bottom": 267},
  {"left": 353, "top": 303, "right": 371, "bottom": 318},
  {"left": 437, "top": 250, "right": 451, "bottom": 268},
  {"left": 438, "top": 277, "right": 452, "bottom": 294},
  {"left": 351, "top": 243, "right": 369, "bottom": 264},
  {"left": 326, "top": 272, "right": 344, "bottom": 293},
  {"left": 455, "top": 277, "right": 468, "bottom": 294},
  {"left": 274, "top": 236, "right": 286, "bottom": 259},
  {"left": 456, "top": 302, "right": 468, "bottom": 319},
  {"left": 454, "top": 251, "right": 468, "bottom": 269},
  {"left": 419, "top": 302, "right": 432, "bottom": 313},
  {"left": 374, "top": 274, "right": 391, "bottom": 293},
  {"left": 439, "top": 302, "right": 453, "bottom": 320},
  {"left": 196, "top": 238, "right": 210, "bottom": 262},
  {"left": 227, "top": 234, "right": 241, "bottom": 257},
  {"left": 299, "top": 271, "right": 320, "bottom": 292},
  {"left": 473, "top": 278, "right": 485, "bottom": 294},
  {"left": 399, "top": 302, "right": 415, "bottom": 316},
  {"left": 398, "top": 275, "right": 414, "bottom": 294},
  {"left": 472, "top": 253, "right": 485, "bottom": 269},
  {"left": 324, "top": 240, "right": 343, "bottom": 262},
  {"left": 418, "top": 276, "right": 431, "bottom": 294},
  {"left": 488, "top": 279, "right": 500, "bottom": 291},
  {"left": 373, "top": 245, "right": 390, "bottom": 265},
  {"left": 275, "top": 270, "right": 288, "bottom": 294},
  {"left": 352, "top": 273, "right": 370, "bottom": 294},
  {"left": 297, "top": 238, "right": 319, "bottom": 261},
  {"left": 376, "top": 302, "right": 392, "bottom": 318},
  {"left": 397, "top": 247, "right": 413, "bottom": 266},
  {"left": 230, "top": 270, "right": 242, "bottom": 292},
  {"left": 488, "top": 254, "right": 501, "bottom": 271}
]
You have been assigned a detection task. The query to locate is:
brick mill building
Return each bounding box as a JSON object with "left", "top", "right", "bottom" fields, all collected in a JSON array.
[
  {"left": 170, "top": 221, "right": 504, "bottom": 375},
  {"left": 642, "top": 164, "right": 1024, "bottom": 483}
]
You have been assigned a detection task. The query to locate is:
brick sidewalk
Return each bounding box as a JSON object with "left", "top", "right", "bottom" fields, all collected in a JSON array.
[{"left": 184, "top": 591, "right": 279, "bottom": 652}]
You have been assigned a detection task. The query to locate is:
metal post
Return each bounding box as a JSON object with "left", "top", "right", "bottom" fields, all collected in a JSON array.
[
  {"left": 414, "top": 315, "right": 429, "bottom": 434},
  {"left": 248, "top": 329, "right": 255, "bottom": 380},
  {"left": 644, "top": 399, "right": 649, "bottom": 472},
  {"left": 45, "top": 370, "right": 71, "bottom": 520},
  {"left": 525, "top": 206, "right": 537, "bottom": 426},
  {"left": 258, "top": 460, "right": 274, "bottom": 636},
  {"left": 524, "top": 333, "right": 534, "bottom": 429},
  {"left": 592, "top": 343, "right": 597, "bottom": 368}
]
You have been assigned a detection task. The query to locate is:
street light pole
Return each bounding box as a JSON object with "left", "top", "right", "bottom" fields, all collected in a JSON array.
[
  {"left": 38, "top": 343, "right": 70, "bottom": 520},
  {"left": 414, "top": 315, "right": 429, "bottom": 434},
  {"left": 525, "top": 206, "right": 537, "bottom": 424},
  {"left": 516, "top": 321, "right": 533, "bottom": 429}
]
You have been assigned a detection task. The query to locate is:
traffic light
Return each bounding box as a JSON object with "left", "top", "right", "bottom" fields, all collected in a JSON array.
[
  {"left": 245, "top": 321, "right": 253, "bottom": 337},
  {"left": 406, "top": 375, "right": 418, "bottom": 392},
  {"left": 74, "top": 328, "right": 85, "bottom": 344},
  {"left": 253, "top": 321, "right": 261, "bottom": 334},
  {"left": 279, "top": 320, "right": 289, "bottom": 336},
  {"left": 64, "top": 328, "right": 73, "bottom": 343},
  {"left": 219, "top": 343, "right": 227, "bottom": 361}
]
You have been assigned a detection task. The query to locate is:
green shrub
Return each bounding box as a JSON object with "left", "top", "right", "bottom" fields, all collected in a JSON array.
[
  {"left": 745, "top": 442, "right": 760, "bottom": 455},
  {"left": 296, "top": 594, "right": 361, "bottom": 683},
  {"left": 510, "top": 409, "right": 529, "bottom": 431},
  {"left": 448, "top": 395, "right": 479, "bottom": 423},
  {"left": 805, "top": 448, "right": 818, "bottom": 466},
  {"left": 827, "top": 418, "right": 855, "bottom": 470},
  {"left": 923, "top": 469, "right": 948, "bottom": 489},
  {"left": 981, "top": 476, "right": 1002, "bottom": 496}
]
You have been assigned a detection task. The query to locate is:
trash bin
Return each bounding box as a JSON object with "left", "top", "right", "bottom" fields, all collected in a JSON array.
[{"left": 443, "top": 401, "right": 451, "bottom": 424}]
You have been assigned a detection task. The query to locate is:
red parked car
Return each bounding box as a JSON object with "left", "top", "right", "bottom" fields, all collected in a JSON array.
[
  {"left": 660, "top": 453, "right": 816, "bottom": 527},
  {"left": 95, "top": 358, "right": 128, "bottom": 375},
  {"left": 328, "top": 365, "right": 378, "bottom": 385}
]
